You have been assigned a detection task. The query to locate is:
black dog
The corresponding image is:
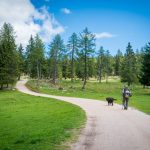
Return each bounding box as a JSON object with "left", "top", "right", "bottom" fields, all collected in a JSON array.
[{"left": 106, "top": 97, "right": 117, "bottom": 106}]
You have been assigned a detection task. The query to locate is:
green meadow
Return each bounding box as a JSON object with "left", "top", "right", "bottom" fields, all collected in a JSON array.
[
  {"left": 0, "top": 91, "right": 86, "bottom": 150},
  {"left": 26, "top": 78, "right": 150, "bottom": 115}
]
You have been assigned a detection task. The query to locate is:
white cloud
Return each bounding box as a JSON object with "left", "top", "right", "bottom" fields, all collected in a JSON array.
[
  {"left": 95, "top": 32, "right": 117, "bottom": 39},
  {"left": 61, "top": 8, "right": 71, "bottom": 14},
  {"left": 0, "top": 0, "right": 65, "bottom": 47}
]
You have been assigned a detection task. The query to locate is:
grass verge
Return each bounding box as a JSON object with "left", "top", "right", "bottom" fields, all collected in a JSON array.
[
  {"left": 0, "top": 90, "right": 86, "bottom": 150},
  {"left": 26, "top": 79, "right": 150, "bottom": 115}
]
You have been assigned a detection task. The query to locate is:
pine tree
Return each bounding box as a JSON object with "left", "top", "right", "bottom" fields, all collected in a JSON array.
[
  {"left": 105, "top": 50, "right": 110, "bottom": 83},
  {"left": 97, "top": 46, "right": 105, "bottom": 82},
  {"left": 120, "top": 42, "right": 138, "bottom": 86},
  {"left": 135, "top": 49, "right": 143, "bottom": 79},
  {"left": 17, "top": 44, "right": 24, "bottom": 80},
  {"left": 61, "top": 45, "right": 69, "bottom": 80},
  {"left": 68, "top": 33, "right": 78, "bottom": 82},
  {"left": 25, "top": 34, "right": 45, "bottom": 80},
  {"left": 88, "top": 57, "right": 97, "bottom": 78},
  {"left": 75, "top": 55, "right": 84, "bottom": 80},
  {"left": 25, "top": 35, "right": 35, "bottom": 77},
  {"left": 139, "top": 43, "right": 150, "bottom": 87},
  {"left": 42, "top": 57, "right": 49, "bottom": 79},
  {"left": 79, "top": 28, "right": 96, "bottom": 89},
  {"left": 114, "top": 49, "right": 123, "bottom": 76},
  {"left": 49, "top": 34, "right": 65, "bottom": 84},
  {"left": 62, "top": 54, "right": 69, "bottom": 80},
  {"left": 34, "top": 34, "right": 45, "bottom": 80},
  {"left": 0, "top": 23, "right": 18, "bottom": 89}
]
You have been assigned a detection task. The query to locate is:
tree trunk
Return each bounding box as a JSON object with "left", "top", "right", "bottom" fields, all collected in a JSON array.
[
  {"left": 71, "top": 45, "right": 74, "bottom": 82},
  {"left": 52, "top": 59, "right": 57, "bottom": 85},
  {"left": 82, "top": 52, "right": 87, "bottom": 89},
  {"left": 37, "top": 61, "right": 40, "bottom": 87},
  {"left": 71, "top": 58, "right": 74, "bottom": 82},
  {"left": 18, "top": 70, "right": 21, "bottom": 80},
  {"left": 98, "top": 55, "right": 103, "bottom": 83},
  {"left": 18, "top": 74, "right": 20, "bottom": 81},
  {"left": 48, "top": 66, "right": 51, "bottom": 79},
  {"left": 98, "top": 65, "right": 102, "bottom": 83},
  {"left": 0, "top": 84, "right": 3, "bottom": 90},
  {"left": 106, "top": 74, "right": 108, "bottom": 83},
  {"left": 39, "top": 63, "right": 41, "bottom": 79}
]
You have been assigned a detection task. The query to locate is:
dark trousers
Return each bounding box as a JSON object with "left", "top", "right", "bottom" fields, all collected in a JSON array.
[{"left": 123, "top": 98, "right": 129, "bottom": 109}]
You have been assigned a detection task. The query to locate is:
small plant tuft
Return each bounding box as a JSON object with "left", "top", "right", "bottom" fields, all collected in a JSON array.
[
  {"left": 30, "top": 138, "right": 42, "bottom": 144},
  {"left": 58, "top": 86, "right": 64, "bottom": 90},
  {"left": 14, "top": 139, "right": 24, "bottom": 144}
]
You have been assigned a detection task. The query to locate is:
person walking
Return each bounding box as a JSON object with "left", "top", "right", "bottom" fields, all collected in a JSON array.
[{"left": 122, "top": 87, "right": 131, "bottom": 110}]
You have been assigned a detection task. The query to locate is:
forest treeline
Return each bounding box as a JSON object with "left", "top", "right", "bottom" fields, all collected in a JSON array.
[{"left": 0, "top": 23, "right": 150, "bottom": 89}]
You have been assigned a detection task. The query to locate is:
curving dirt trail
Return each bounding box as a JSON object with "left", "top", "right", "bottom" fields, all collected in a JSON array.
[{"left": 16, "top": 80, "right": 150, "bottom": 150}]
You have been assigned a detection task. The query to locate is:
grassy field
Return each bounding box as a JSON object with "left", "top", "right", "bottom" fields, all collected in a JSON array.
[
  {"left": 0, "top": 90, "right": 86, "bottom": 150},
  {"left": 26, "top": 79, "right": 150, "bottom": 115}
]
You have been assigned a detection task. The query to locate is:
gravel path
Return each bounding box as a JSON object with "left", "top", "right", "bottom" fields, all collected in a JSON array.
[{"left": 16, "top": 80, "right": 150, "bottom": 150}]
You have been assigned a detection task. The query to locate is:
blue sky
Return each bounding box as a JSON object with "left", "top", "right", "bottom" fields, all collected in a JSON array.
[
  {"left": 0, "top": 0, "right": 149, "bottom": 55},
  {"left": 29, "top": 0, "right": 150, "bottom": 55}
]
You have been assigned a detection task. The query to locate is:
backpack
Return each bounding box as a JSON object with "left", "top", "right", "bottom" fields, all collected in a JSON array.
[
  {"left": 124, "top": 90, "right": 131, "bottom": 98},
  {"left": 125, "top": 93, "right": 129, "bottom": 98}
]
